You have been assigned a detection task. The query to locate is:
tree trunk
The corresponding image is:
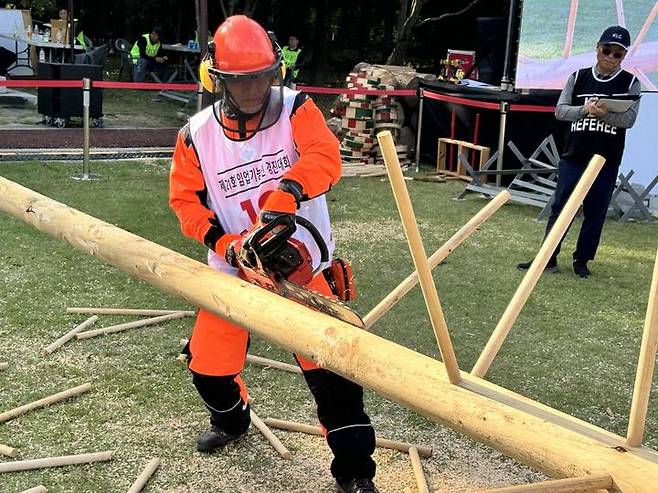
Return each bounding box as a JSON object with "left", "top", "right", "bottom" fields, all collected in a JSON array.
[{"left": 311, "top": 0, "right": 330, "bottom": 85}]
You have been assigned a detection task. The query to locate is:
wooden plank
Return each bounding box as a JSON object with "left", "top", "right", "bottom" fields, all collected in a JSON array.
[
  {"left": 627, "top": 247, "right": 658, "bottom": 446},
  {"left": 0, "top": 451, "right": 113, "bottom": 473},
  {"left": 472, "top": 473, "right": 612, "bottom": 492},
  {"left": 472, "top": 154, "right": 606, "bottom": 378},
  {"left": 126, "top": 458, "right": 161, "bottom": 493},
  {"left": 0, "top": 383, "right": 92, "bottom": 423},
  {"left": 262, "top": 417, "right": 433, "bottom": 457},
  {"left": 67, "top": 307, "right": 195, "bottom": 317},
  {"left": 379, "top": 130, "right": 461, "bottom": 384},
  {"left": 364, "top": 191, "right": 509, "bottom": 329}
]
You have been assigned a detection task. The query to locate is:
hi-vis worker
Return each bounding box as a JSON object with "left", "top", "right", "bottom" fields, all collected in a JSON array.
[
  {"left": 130, "top": 26, "right": 168, "bottom": 82},
  {"left": 169, "top": 15, "right": 379, "bottom": 493},
  {"left": 281, "top": 34, "right": 305, "bottom": 88}
]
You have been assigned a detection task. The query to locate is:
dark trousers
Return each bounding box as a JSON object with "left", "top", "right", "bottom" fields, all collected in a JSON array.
[
  {"left": 545, "top": 157, "right": 619, "bottom": 262},
  {"left": 191, "top": 366, "right": 376, "bottom": 483}
]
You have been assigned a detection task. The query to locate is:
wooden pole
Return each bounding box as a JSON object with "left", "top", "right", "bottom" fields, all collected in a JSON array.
[
  {"left": 0, "top": 383, "right": 92, "bottom": 423},
  {"left": 263, "top": 417, "right": 433, "bottom": 458},
  {"left": 364, "top": 190, "right": 510, "bottom": 329},
  {"left": 472, "top": 473, "right": 612, "bottom": 492},
  {"left": 627, "top": 247, "right": 658, "bottom": 447},
  {"left": 408, "top": 446, "right": 430, "bottom": 493},
  {"left": 250, "top": 410, "right": 292, "bottom": 459},
  {"left": 43, "top": 315, "right": 99, "bottom": 355},
  {"left": 76, "top": 312, "right": 186, "bottom": 340},
  {"left": 377, "top": 130, "right": 461, "bottom": 384},
  {"left": 0, "top": 450, "right": 113, "bottom": 473},
  {"left": 0, "top": 443, "right": 17, "bottom": 458},
  {"left": 67, "top": 307, "right": 195, "bottom": 317},
  {"left": 19, "top": 486, "right": 47, "bottom": 493},
  {"left": 0, "top": 362, "right": 8, "bottom": 371},
  {"left": 246, "top": 354, "right": 303, "bottom": 375},
  {"left": 126, "top": 458, "right": 161, "bottom": 493},
  {"left": 3, "top": 176, "right": 658, "bottom": 491},
  {"left": 472, "top": 154, "right": 605, "bottom": 378}
]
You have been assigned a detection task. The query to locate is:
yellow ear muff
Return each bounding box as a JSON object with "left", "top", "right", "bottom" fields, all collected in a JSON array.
[{"left": 199, "top": 59, "right": 216, "bottom": 93}]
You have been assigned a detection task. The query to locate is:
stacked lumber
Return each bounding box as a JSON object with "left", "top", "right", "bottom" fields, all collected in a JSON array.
[{"left": 337, "top": 67, "right": 412, "bottom": 176}]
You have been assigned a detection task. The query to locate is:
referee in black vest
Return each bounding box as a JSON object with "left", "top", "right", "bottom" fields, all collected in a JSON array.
[{"left": 518, "top": 25, "right": 642, "bottom": 278}]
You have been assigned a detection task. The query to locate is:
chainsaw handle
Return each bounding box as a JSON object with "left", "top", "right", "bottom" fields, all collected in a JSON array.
[{"left": 295, "top": 215, "right": 329, "bottom": 267}]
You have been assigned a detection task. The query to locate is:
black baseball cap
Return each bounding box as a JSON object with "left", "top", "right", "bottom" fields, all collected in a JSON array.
[{"left": 599, "top": 25, "right": 631, "bottom": 50}]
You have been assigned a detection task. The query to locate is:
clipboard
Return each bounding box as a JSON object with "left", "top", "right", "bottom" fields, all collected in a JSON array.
[{"left": 595, "top": 98, "right": 636, "bottom": 113}]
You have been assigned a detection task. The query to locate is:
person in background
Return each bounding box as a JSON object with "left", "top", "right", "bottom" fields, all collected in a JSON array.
[
  {"left": 130, "top": 26, "right": 169, "bottom": 82},
  {"left": 282, "top": 34, "right": 305, "bottom": 88},
  {"left": 169, "top": 15, "right": 379, "bottom": 493},
  {"left": 517, "top": 25, "right": 641, "bottom": 278}
]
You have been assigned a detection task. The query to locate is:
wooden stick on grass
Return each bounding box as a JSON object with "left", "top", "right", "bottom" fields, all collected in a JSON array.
[
  {"left": 67, "top": 307, "right": 195, "bottom": 317},
  {"left": 0, "top": 443, "right": 17, "bottom": 458},
  {"left": 472, "top": 154, "right": 606, "bottom": 378},
  {"left": 0, "top": 451, "right": 113, "bottom": 473},
  {"left": 250, "top": 410, "right": 292, "bottom": 459},
  {"left": 126, "top": 458, "right": 161, "bottom": 493},
  {"left": 263, "top": 417, "right": 432, "bottom": 458},
  {"left": 378, "top": 130, "right": 461, "bottom": 384},
  {"left": 246, "top": 354, "right": 302, "bottom": 375},
  {"left": 76, "top": 312, "right": 187, "bottom": 340},
  {"left": 409, "top": 446, "right": 430, "bottom": 493},
  {"left": 43, "top": 316, "right": 99, "bottom": 355},
  {"left": 19, "top": 486, "right": 47, "bottom": 493},
  {"left": 472, "top": 473, "right": 613, "bottom": 492},
  {"left": 627, "top": 247, "right": 658, "bottom": 447},
  {"left": 0, "top": 383, "right": 92, "bottom": 423},
  {"left": 364, "top": 190, "right": 510, "bottom": 329}
]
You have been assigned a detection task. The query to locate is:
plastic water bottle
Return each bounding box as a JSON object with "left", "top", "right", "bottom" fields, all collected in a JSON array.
[{"left": 39, "top": 49, "right": 45, "bottom": 63}]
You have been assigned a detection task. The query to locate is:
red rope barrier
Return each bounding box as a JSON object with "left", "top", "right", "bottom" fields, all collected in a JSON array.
[
  {"left": 0, "top": 80, "right": 82, "bottom": 88},
  {"left": 422, "top": 89, "right": 501, "bottom": 110},
  {"left": 0, "top": 79, "right": 556, "bottom": 112},
  {"left": 296, "top": 85, "right": 416, "bottom": 96},
  {"left": 509, "top": 103, "right": 556, "bottom": 113},
  {"left": 421, "top": 88, "right": 556, "bottom": 113},
  {"left": 94, "top": 81, "right": 197, "bottom": 91}
]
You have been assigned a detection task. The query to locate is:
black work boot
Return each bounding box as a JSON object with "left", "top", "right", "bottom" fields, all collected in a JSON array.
[
  {"left": 196, "top": 425, "right": 246, "bottom": 453},
  {"left": 517, "top": 257, "right": 558, "bottom": 273},
  {"left": 336, "top": 478, "right": 379, "bottom": 493},
  {"left": 573, "top": 259, "right": 591, "bottom": 278}
]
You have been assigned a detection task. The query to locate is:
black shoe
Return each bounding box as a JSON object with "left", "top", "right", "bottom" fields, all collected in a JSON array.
[
  {"left": 336, "top": 478, "right": 379, "bottom": 493},
  {"left": 196, "top": 425, "right": 245, "bottom": 453},
  {"left": 573, "top": 260, "right": 590, "bottom": 278},
  {"left": 516, "top": 257, "right": 558, "bottom": 273}
]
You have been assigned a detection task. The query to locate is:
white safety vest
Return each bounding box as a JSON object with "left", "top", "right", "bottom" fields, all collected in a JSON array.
[{"left": 187, "top": 86, "right": 335, "bottom": 274}]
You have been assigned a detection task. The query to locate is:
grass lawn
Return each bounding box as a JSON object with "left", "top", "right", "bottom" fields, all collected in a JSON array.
[{"left": 0, "top": 161, "right": 656, "bottom": 492}]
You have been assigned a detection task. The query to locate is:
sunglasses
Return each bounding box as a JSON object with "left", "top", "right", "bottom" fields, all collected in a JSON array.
[{"left": 601, "top": 47, "right": 624, "bottom": 59}]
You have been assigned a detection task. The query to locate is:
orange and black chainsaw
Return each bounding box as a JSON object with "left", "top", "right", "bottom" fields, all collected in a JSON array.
[{"left": 235, "top": 214, "right": 364, "bottom": 328}]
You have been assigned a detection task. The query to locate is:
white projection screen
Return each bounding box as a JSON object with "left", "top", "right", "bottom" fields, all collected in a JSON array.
[
  {"left": 516, "top": 0, "right": 658, "bottom": 189},
  {"left": 516, "top": 0, "right": 658, "bottom": 90}
]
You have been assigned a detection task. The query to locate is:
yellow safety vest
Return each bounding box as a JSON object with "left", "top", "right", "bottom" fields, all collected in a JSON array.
[
  {"left": 76, "top": 31, "right": 87, "bottom": 49},
  {"left": 282, "top": 46, "right": 301, "bottom": 78},
  {"left": 130, "top": 34, "right": 160, "bottom": 61}
]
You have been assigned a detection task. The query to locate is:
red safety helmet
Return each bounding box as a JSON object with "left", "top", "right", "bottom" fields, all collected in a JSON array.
[
  {"left": 211, "top": 15, "right": 280, "bottom": 77},
  {"left": 207, "top": 15, "right": 284, "bottom": 139}
]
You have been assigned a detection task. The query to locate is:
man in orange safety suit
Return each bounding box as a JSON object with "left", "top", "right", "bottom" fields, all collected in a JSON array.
[{"left": 169, "top": 15, "right": 379, "bottom": 493}]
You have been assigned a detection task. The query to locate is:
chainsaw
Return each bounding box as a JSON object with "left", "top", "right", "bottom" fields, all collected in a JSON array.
[{"left": 235, "top": 214, "right": 364, "bottom": 328}]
